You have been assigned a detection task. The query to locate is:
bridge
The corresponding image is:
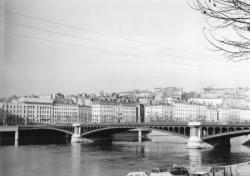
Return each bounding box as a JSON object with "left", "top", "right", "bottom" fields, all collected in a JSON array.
[{"left": 2, "top": 122, "right": 250, "bottom": 148}]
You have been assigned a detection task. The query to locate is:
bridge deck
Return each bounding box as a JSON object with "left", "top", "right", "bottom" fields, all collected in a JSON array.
[{"left": 0, "top": 126, "right": 18, "bottom": 132}]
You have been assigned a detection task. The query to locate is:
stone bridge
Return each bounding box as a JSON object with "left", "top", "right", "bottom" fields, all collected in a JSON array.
[{"left": 2, "top": 122, "right": 250, "bottom": 148}]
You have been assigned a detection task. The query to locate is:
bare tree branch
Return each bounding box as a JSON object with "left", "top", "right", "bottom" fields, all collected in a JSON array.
[{"left": 191, "top": 0, "right": 250, "bottom": 61}]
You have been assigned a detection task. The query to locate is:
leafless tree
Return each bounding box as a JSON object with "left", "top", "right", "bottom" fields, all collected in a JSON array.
[{"left": 191, "top": 0, "right": 250, "bottom": 61}]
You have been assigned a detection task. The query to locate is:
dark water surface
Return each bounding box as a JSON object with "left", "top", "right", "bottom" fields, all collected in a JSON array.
[{"left": 1, "top": 135, "right": 250, "bottom": 176}]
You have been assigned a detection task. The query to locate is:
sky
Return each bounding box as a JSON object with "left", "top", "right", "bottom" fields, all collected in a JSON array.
[{"left": 1, "top": 0, "right": 250, "bottom": 97}]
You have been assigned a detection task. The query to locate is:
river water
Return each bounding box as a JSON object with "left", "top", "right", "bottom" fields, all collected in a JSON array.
[{"left": 1, "top": 135, "right": 250, "bottom": 176}]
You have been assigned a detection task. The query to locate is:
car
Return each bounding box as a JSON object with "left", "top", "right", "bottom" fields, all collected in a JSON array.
[
  {"left": 150, "top": 168, "right": 172, "bottom": 176},
  {"left": 170, "top": 167, "right": 189, "bottom": 176}
]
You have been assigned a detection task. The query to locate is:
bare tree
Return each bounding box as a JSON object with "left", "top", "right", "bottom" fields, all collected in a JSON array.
[{"left": 191, "top": 0, "right": 250, "bottom": 61}]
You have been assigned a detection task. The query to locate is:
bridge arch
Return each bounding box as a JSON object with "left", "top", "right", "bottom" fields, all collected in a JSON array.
[
  {"left": 208, "top": 127, "right": 214, "bottom": 135},
  {"left": 236, "top": 127, "right": 243, "bottom": 131},
  {"left": 180, "top": 127, "right": 184, "bottom": 135},
  {"left": 185, "top": 127, "right": 190, "bottom": 136},
  {"left": 174, "top": 127, "right": 179, "bottom": 133},
  {"left": 20, "top": 126, "right": 74, "bottom": 135},
  {"left": 222, "top": 127, "right": 228, "bottom": 133},
  {"left": 203, "top": 129, "right": 250, "bottom": 142},
  {"left": 164, "top": 127, "right": 168, "bottom": 131},
  {"left": 81, "top": 127, "right": 135, "bottom": 138},
  {"left": 169, "top": 127, "right": 173, "bottom": 132},
  {"left": 215, "top": 127, "right": 221, "bottom": 134},
  {"left": 80, "top": 126, "right": 189, "bottom": 139}
]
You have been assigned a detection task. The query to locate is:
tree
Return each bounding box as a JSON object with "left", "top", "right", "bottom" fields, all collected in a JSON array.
[{"left": 191, "top": 0, "right": 250, "bottom": 61}]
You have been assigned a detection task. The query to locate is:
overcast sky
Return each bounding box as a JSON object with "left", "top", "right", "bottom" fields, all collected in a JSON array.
[{"left": 1, "top": 0, "right": 250, "bottom": 97}]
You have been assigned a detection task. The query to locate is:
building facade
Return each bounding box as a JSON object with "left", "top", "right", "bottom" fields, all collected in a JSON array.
[
  {"left": 0, "top": 102, "right": 4, "bottom": 125},
  {"left": 0, "top": 98, "right": 54, "bottom": 125},
  {"left": 173, "top": 103, "right": 207, "bottom": 122},
  {"left": 217, "top": 108, "right": 240, "bottom": 123},
  {"left": 145, "top": 105, "right": 173, "bottom": 122},
  {"left": 79, "top": 105, "right": 92, "bottom": 123},
  {"left": 91, "top": 101, "right": 137, "bottom": 123},
  {"left": 205, "top": 108, "right": 218, "bottom": 122},
  {"left": 121, "top": 104, "right": 137, "bottom": 123},
  {"left": 53, "top": 103, "right": 79, "bottom": 124},
  {"left": 239, "top": 109, "right": 250, "bottom": 122},
  {"left": 1, "top": 98, "right": 94, "bottom": 125}
]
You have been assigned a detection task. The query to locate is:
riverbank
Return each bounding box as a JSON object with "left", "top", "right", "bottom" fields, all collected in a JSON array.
[
  {"left": 229, "top": 162, "right": 250, "bottom": 176},
  {"left": 188, "top": 161, "right": 250, "bottom": 176}
]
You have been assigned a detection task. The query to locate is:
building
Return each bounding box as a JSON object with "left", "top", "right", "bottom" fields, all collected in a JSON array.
[
  {"left": 53, "top": 103, "right": 79, "bottom": 124},
  {"left": 173, "top": 103, "right": 207, "bottom": 122},
  {"left": 223, "top": 98, "right": 250, "bottom": 109},
  {"left": 121, "top": 104, "right": 137, "bottom": 123},
  {"left": 217, "top": 107, "right": 240, "bottom": 123},
  {"left": 1, "top": 97, "right": 93, "bottom": 125},
  {"left": 0, "top": 98, "right": 54, "bottom": 125},
  {"left": 205, "top": 108, "right": 218, "bottom": 122},
  {"left": 91, "top": 101, "right": 137, "bottom": 123},
  {"left": 145, "top": 105, "right": 173, "bottom": 123},
  {"left": 79, "top": 105, "right": 92, "bottom": 123},
  {"left": 138, "top": 98, "right": 151, "bottom": 105},
  {"left": 200, "top": 87, "right": 229, "bottom": 98},
  {"left": 76, "top": 94, "right": 92, "bottom": 106},
  {"left": 1, "top": 101, "right": 24, "bottom": 125},
  {"left": 137, "top": 104, "right": 145, "bottom": 123},
  {"left": 189, "top": 98, "right": 223, "bottom": 106},
  {"left": 20, "top": 98, "right": 54, "bottom": 124},
  {"left": 0, "top": 102, "right": 5, "bottom": 125},
  {"left": 239, "top": 109, "right": 250, "bottom": 122}
]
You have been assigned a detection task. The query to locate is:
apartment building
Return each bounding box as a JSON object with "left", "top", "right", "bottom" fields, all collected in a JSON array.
[
  {"left": 239, "top": 109, "right": 250, "bottom": 122},
  {"left": 79, "top": 105, "right": 92, "bottom": 123},
  {"left": 53, "top": 103, "right": 79, "bottom": 124},
  {"left": 91, "top": 101, "right": 137, "bottom": 123},
  {"left": 216, "top": 107, "right": 239, "bottom": 123},
  {"left": 144, "top": 105, "right": 173, "bottom": 122},
  {"left": 173, "top": 103, "right": 207, "bottom": 122},
  {"left": 1, "top": 98, "right": 54, "bottom": 125},
  {"left": 205, "top": 108, "right": 218, "bottom": 122},
  {"left": 121, "top": 104, "right": 137, "bottom": 123}
]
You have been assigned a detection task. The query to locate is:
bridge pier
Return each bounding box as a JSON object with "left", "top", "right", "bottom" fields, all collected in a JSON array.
[
  {"left": 14, "top": 129, "right": 19, "bottom": 146},
  {"left": 138, "top": 129, "right": 142, "bottom": 142},
  {"left": 187, "top": 122, "right": 205, "bottom": 149},
  {"left": 71, "top": 123, "right": 82, "bottom": 143}
]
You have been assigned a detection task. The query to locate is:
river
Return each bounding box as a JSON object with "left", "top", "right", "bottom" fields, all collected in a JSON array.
[{"left": 1, "top": 135, "right": 250, "bottom": 176}]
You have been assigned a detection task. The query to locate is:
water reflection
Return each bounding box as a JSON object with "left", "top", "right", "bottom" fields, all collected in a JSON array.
[
  {"left": 188, "top": 149, "right": 202, "bottom": 166},
  {"left": 71, "top": 143, "right": 82, "bottom": 176}
]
